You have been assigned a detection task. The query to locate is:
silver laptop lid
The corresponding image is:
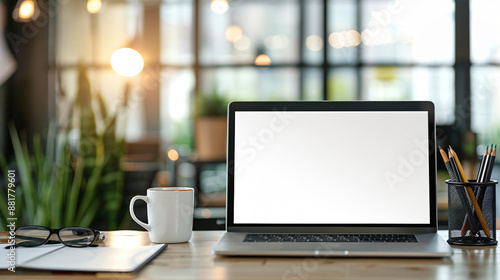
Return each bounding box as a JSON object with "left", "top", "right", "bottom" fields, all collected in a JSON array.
[{"left": 226, "top": 101, "right": 437, "bottom": 234}]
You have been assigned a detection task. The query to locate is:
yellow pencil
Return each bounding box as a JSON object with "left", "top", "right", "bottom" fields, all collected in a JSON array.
[{"left": 449, "top": 146, "right": 491, "bottom": 238}]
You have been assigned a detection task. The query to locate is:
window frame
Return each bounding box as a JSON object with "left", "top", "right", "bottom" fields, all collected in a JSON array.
[{"left": 48, "top": 0, "right": 470, "bottom": 150}]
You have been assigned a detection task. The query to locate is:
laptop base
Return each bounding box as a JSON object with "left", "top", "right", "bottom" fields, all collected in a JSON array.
[{"left": 212, "top": 232, "right": 453, "bottom": 258}]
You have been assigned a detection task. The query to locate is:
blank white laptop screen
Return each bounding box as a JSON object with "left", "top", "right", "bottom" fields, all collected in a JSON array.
[{"left": 234, "top": 111, "right": 430, "bottom": 225}]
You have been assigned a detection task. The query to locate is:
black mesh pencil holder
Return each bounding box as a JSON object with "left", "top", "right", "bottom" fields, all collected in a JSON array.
[{"left": 446, "top": 180, "right": 497, "bottom": 246}]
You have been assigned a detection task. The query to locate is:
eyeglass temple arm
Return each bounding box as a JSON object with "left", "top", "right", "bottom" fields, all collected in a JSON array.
[{"left": 95, "top": 231, "right": 105, "bottom": 242}]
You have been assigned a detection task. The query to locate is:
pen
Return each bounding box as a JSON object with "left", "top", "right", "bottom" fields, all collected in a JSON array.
[
  {"left": 476, "top": 146, "right": 489, "bottom": 183},
  {"left": 449, "top": 149, "right": 480, "bottom": 235},
  {"left": 477, "top": 145, "right": 495, "bottom": 206},
  {"left": 439, "top": 147, "right": 475, "bottom": 236},
  {"left": 478, "top": 146, "right": 492, "bottom": 183},
  {"left": 461, "top": 146, "right": 488, "bottom": 234}
]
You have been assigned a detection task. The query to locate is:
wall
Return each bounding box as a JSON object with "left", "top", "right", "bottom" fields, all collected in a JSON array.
[{"left": 4, "top": 0, "right": 51, "bottom": 157}]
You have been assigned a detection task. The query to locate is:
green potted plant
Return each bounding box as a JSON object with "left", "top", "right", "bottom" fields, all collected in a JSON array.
[
  {"left": 194, "top": 89, "right": 229, "bottom": 161},
  {"left": 0, "top": 64, "right": 125, "bottom": 230}
]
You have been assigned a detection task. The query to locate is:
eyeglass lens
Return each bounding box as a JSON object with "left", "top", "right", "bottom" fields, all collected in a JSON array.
[
  {"left": 15, "top": 226, "right": 51, "bottom": 247},
  {"left": 59, "top": 227, "right": 95, "bottom": 247},
  {"left": 14, "top": 226, "right": 96, "bottom": 247}
]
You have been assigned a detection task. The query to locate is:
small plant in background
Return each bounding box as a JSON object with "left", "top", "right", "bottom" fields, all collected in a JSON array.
[
  {"left": 194, "top": 88, "right": 229, "bottom": 118},
  {"left": 0, "top": 64, "right": 126, "bottom": 230},
  {"left": 193, "top": 88, "right": 229, "bottom": 161}
]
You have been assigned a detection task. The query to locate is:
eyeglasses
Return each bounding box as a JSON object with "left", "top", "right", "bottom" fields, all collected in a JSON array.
[{"left": 14, "top": 225, "right": 105, "bottom": 248}]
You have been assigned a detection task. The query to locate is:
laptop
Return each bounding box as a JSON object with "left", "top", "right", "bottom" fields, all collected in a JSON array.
[{"left": 212, "top": 101, "right": 453, "bottom": 258}]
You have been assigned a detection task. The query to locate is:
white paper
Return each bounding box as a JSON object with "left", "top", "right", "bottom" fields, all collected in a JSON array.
[
  {"left": 1, "top": 244, "right": 64, "bottom": 269},
  {"left": 1, "top": 243, "right": 166, "bottom": 272}
]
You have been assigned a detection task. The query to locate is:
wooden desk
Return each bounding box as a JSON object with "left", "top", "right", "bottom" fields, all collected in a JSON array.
[{"left": 1, "top": 230, "right": 498, "bottom": 279}]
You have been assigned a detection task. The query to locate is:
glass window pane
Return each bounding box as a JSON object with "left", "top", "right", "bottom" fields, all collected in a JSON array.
[
  {"left": 57, "top": 1, "right": 91, "bottom": 64},
  {"left": 471, "top": 0, "right": 500, "bottom": 63},
  {"left": 303, "top": 67, "right": 323, "bottom": 100},
  {"left": 199, "top": 0, "right": 299, "bottom": 65},
  {"left": 303, "top": 0, "right": 324, "bottom": 64},
  {"left": 327, "top": 68, "right": 358, "bottom": 100},
  {"left": 471, "top": 67, "right": 500, "bottom": 144},
  {"left": 201, "top": 67, "right": 299, "bottom": 100},
  {"left": 160, "top": 69, "right": 195, "bottom": 145},
  {"left": 362, "top": 67, "right": 454, "bottom": 124},
  {"left": 58, "top": 68, "right": 145, "bottom": 142},
  {"left": 160, "top": 0, "right": 194, "bottom": 65},
  {"left": 328, "top": 0, "right": 358, "bottom": 64},
  {"left": 57, "top": 1, "right": 141, "bottom": 65},
  {"left": 361, "top": 0, "right": 454, "bottom": 64}
]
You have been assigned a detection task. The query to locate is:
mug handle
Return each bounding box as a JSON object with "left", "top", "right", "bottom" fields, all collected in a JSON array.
[{"left": 129, "top": 195, "right": 151, "bottom": 231}]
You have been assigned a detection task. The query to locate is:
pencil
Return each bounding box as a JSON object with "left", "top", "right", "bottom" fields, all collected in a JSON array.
[
  {"left": 448, "top": 153, "right": 462, "bottom": 182},
  {"left": 449, "top": 146, "right": 491, "bottom": 238},
  {"left": 439, "top": 146, "right": 457, "bottom": 181},
  {"left": 439, "top": 147, "right": 475, "bottom": 236},
  {"left": 449, "top": 150, "right": 479, "bottom": 235},
  {"left": 461, "top": 146, "right": 488, "bottom": 234}
]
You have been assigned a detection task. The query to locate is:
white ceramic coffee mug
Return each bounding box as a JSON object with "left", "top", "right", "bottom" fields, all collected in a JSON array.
[{"left": 129, "top": 187, "right": 194, "bottom": 243}]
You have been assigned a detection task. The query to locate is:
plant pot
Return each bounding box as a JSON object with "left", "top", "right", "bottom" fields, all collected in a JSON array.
[{"left": 194, "top": 117, "right": 227, "bottom": 161}]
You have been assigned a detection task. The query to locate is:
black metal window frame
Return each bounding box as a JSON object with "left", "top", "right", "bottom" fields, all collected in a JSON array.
[
  {"left": 192, "top": 0, "right": 468, "bottom": 149},
  {"left": 47, "top": 0, "right": 471, "bottom": 150}
]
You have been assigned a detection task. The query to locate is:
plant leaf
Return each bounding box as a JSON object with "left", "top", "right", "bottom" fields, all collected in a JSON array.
[
  {"left": 65, "top": 157, "right": 84, "bottom": 227},
  {"left": 8, "top": 123, "right": 37, "bottom": 222},
  {"left": 76, "top": 155, "right": 104, "bottom": 223},
  {"left": 79, "top": 200, "right": 100, "bottom": 228},
  {"left": 52, "top": 132, "right": 71, "bottom": 228}
]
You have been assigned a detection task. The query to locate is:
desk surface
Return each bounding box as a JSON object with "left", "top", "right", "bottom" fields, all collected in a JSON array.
[{"left": 1, "top": 230, "right": 498, "bottom": 280}]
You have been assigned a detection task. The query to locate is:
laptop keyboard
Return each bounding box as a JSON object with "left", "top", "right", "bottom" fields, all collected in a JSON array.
[{"left": 243, "top": 234, "right": 418, "bottom": 243}]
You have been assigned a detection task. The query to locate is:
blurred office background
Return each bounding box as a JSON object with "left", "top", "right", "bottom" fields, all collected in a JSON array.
[{"left": 1, "top": 0, "right": 499, "bottom": 229}]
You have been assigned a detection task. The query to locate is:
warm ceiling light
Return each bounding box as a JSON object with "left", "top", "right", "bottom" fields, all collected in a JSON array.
[
  {"left": 211, "top": 0, "right": 229, "bottom": 15},
  {"left": 110, "top": 48, "right": 144, "bottom": 77},
  {"left": 13, "top": 0, "right": 40, "bottom": 22},
  {"left": 347, "top": 30, "right": 362, "bottom": 47},
  {"left": 329, "top": 32, "right": 345, "bottom": 49},
  {"left": 305, "top": 35, "right": 323, "bottom": 51},
  {"left": 201, "top": 209, "right": 212, "bottom": 219},
  {"left": 87, "top": 0, "right": 102, "bottom": 14},
  {"left": 168, "top": 149, "right": 179, "bottom": 161},
  {"left": 255, "top": 54, "right": 271, "bottom": 67},
  {"left": 19, "top": 1, "right": 34, "bottom": 18},
  {"left": 233, "top": 36, "right": 251, "bottom": 51},
  {"left": 225, "top": 25, "right": 243, "bottom": 42}
]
